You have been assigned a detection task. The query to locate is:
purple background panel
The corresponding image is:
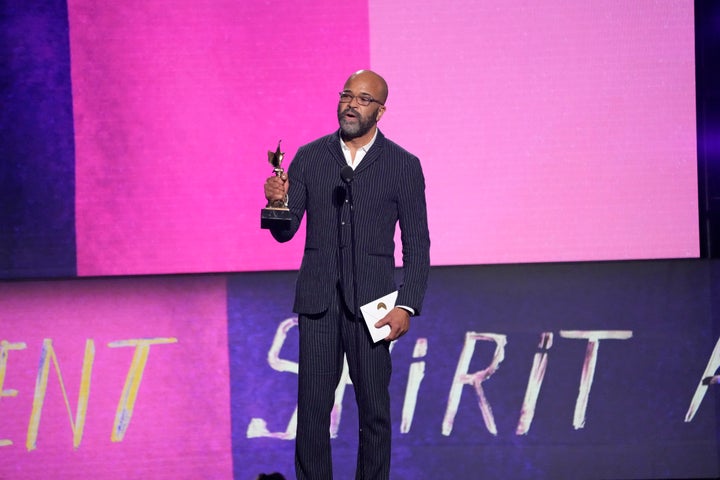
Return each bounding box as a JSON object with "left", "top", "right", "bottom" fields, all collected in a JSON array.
[
  {"left": 0, "top": 0, "right": 76, "bottom": 279},
  {"left": 69, "top": 0, "right": 371, "bottom": 276},
  {"left": 228, "top": 260, "right": 720, "bottom": 479}
]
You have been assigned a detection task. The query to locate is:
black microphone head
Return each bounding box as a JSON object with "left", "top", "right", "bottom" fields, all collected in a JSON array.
[{"left": 340, "top": 165, "right": 355, "bottom": 184}]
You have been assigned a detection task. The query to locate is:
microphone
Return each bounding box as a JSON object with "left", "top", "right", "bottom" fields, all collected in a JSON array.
[
  {"left": 340, "top": 165, "right": 355, "bottom": 207},
  {"left": 340, "top": 165, "right": 354, "bottom": 184}
]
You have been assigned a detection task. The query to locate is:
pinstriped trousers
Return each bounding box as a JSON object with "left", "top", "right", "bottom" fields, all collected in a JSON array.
[{"left": 295, "top": 285, "right": 392, "bottom": 480}]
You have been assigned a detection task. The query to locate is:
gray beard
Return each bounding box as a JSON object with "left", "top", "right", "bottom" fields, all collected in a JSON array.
[{"left": 338, "top": 110, "right": 375, "bottom": 139}]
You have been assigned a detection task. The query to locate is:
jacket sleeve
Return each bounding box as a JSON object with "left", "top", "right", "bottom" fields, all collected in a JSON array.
[{"left": 396, "top": 155, "right": 431, "bottom": 315}]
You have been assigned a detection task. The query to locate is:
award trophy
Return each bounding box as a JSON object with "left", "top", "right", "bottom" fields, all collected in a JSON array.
[{"left": 260, "top": 141, "right": 292, "bottom": 230}]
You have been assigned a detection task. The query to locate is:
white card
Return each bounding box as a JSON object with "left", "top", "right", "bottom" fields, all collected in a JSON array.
[{"left": 360, "top": 291, "right": 398, "bottom": 342}]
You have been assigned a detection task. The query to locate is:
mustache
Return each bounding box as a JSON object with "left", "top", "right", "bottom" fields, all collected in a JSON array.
[{"left": 339, "top": 106, "right": 359, "bottom": 117}]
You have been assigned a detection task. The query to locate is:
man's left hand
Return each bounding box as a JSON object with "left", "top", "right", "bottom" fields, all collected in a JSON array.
[{"left": 375, "top": 307, "right": 411, "bottom": 341}]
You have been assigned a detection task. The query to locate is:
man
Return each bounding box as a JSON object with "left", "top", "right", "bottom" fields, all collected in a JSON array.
[{"left": 264, "top": 70, "right": 430, "bottom": 479}]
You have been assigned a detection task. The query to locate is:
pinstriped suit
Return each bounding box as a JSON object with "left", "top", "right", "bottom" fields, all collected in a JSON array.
[{"left": 270, "top": 129, "right": 430, "bottom": 479}]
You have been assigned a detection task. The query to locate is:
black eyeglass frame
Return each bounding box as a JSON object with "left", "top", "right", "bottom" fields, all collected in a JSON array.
[{"left": 338, "top": 91, "right": 384, "bottom": 107}]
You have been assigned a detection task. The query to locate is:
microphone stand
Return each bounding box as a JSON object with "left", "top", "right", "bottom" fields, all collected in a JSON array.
[
  {"left": 341, "top": 165, "right": 359, "bottom": 324},
  {"left": 340, "top": 165, "right": 364, "bottom": 478}
]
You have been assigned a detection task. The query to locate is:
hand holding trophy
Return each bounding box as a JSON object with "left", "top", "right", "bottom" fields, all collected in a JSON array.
[{"left": 261, "top": 141, "right": 292, "bottom": 229}]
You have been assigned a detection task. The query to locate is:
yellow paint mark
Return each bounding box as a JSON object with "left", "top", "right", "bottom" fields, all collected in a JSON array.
[
  {"left": 1, "top": 340, "right": 29, "bottom": 447},
  {"left": 108, "top": 338, "right": 177, "bottom": 442},
  {"left": 0, "top": 340, "right": 27, "bottom": 399},
  {"left": 26, "top": 339, "right": 95, "bottom": 451}
]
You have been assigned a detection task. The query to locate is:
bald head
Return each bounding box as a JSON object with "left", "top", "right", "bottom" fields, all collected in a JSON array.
[{"left": 344, "top": 70, "right": 388, "bottom": 105}]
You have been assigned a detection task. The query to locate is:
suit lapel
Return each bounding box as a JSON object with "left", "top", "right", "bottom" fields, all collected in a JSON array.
[
  {"left": 325, "top": 129, "right": 386, "bottom": 174},
  {"left": 326, "top": 132, "right": 348, "bottom": 169},
  {"left": 354, "top": 130, "right": 385, "bottom": 175}
]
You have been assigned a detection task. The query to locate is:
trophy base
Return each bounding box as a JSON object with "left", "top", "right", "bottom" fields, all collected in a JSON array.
[{"left": 261, "top": 207, "right": 292, "bottom": 230}]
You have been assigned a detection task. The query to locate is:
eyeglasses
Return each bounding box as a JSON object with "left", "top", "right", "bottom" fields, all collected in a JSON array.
[{"left": 338, "top": 91, "right": 384, "bottom": 107}]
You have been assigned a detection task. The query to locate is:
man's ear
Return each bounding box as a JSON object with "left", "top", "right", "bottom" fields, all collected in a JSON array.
[{"left": 376, "top": 106, "right": 386, "bottom": 122}]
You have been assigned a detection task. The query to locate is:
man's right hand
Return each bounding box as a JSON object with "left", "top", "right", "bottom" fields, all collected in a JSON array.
[{"left": 264, "top": 173, "right": 289, "bottom": 204}]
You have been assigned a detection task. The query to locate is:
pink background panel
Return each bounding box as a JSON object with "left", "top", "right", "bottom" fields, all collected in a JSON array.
[
  {"left": 71, "top": 1, "right": 698, "bottom": 275},
  {"left": 370, "top": 0, "right": 698, "bottom": 264},
  {"left": 70, "top": 0, "right": 371, "bottom": 275},
  {"left": 0, "top": 275, "right": 232, "bottom": 479}
]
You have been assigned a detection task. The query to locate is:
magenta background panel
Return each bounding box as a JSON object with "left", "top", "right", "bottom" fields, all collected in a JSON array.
[
  {"left": 69, "top": 0, "right": 371, "bottom": 275},
  {"left": 0, "top": 275, "right": 232, "bottom": 479},
  {"left": 68, "top": 1, "right": 697, "bottom": 276}
]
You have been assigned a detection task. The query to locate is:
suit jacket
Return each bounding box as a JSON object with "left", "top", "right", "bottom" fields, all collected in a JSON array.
[{"left": 271, "top": 129, "right": 430, "bottom": 316}]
